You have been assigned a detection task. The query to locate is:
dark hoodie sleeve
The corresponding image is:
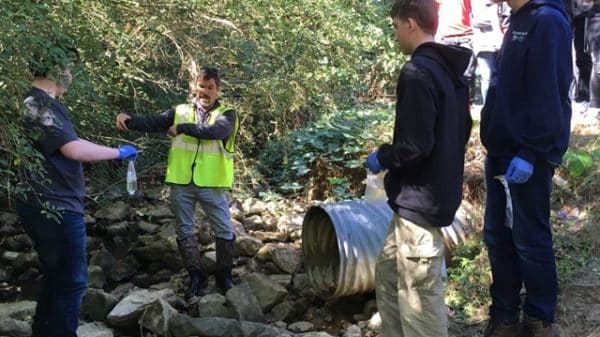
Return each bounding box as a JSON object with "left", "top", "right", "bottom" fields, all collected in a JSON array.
[
  {"left": 176, "top": 110, "right": 237, "bottom": 140},
  {"left": 376, "top": 64, "right": 437, "bottom": 170},
  {"left": 125, "top": 108, "right": 175, "bottom": 133},
  {"left": 517, "top": 11, "right": 572, "bottom": 164}
]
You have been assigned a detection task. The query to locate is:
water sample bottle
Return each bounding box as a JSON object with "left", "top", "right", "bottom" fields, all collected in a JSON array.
[
  {"left": 127, "top": 160, "right": 137, "bottom": 196},
  {"left": 364, "top": 170, "right": 387, "bottom": 201}
]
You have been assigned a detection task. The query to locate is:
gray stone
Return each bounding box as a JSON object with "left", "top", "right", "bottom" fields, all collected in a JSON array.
[
  {"left": 226, "top": 283, "right": 265, "bottom": 323},
  {"left": 106, "top": 221, "right": 130, "bottom": 236},
  {"left": 0, "top": 212, "right": 18, "bottom": 227},
  {"left": 363, "top": 299, "right": 378, "bottom": 316},
  {"left": 89, "top": 249, "right": 116, "bottom": 274},
  {"left": 235, "top": 235, "right": 263, "bottom": 257},
  {"left": 76, "top": 322, "right": 113, "bottom": 337},
  {"left": 136, "top": 221, "right": 159, "bottom": 234},
  {"left": 276, "top": 214, "right": 304, "bottom": 234},
  {"left": 266, "top": 274, "right": 292, "bottom": 288},
  {"left": 84, "top": 213, "right": 96, "bottom": 225},
  {"left": 132, "top": 242, "right": 170, "bottom": 263},
  {"left": 168, "top": 314, "right": 243, "bottom": 337},
  {"left": 0, "top": 268, "right": 9, "bottom": 282},
  {"left": 255, "top": 243, "right": 285, "bottom": 263},
  {"left": 107, "top": 288, "right": 176, "bottom": 327},
  {"left": 288, "top": 321, "right": 315, "bottom": 333},
  {"left": 86, "top": 236, "right": 103, "bottom": 251},
  {"left": 271, "top": 248, "right": 302, "bottom": 274},
  {"left": 94, "top": 201, "right": 129, "bottom": 221},
  {"left": 239, "top": 321, "right": 291, "bottom": 337},
  {"left": 3, "top": 234, "right": 32, "bottom": 252},
  {"left": 200, "top": 251, "right": 217, "bottom": 274},
  {"left": 231, "top": 219, "right": 247, "bottom": 237},
  {"left": 82, "top": 288, "right": 118, "bottom": 322},
  {"left": 109, "top": 257, "right": 138, "bottom": 282},
  {"left": 242, "top": 198, "right": 268, "bottom": 216},
  {"left": 244, "top": 215, "right": 264, "bottom": 230},
  {"left": 0, "top": 301, "right": 36, "bottom": 320},
  {"left": 260, "top": 215, "right": 279, "bottom": 231},
  {"left": 263, "top": 262, "right": 285, "bottom": 274},
  {"left": 0, "top": 317, "right": 31, "bottom": 337},
  {"left": 88, "top": 265, "right": 106, "bottom": 289},
  {"left": 251, "top": 231, "right": 288, "bottom": 243},
  {"left": 110, "top": 282, "right": 136, "bottom": 299},
  {"left": 297, "top": 332, "right": 334, "bottom": 337},
  {"left": 138, "top": 298, "right": 178, "bottom": 337},
  {"left": 343, "top": 324, "right": 362, "bottom": 337},
  {"left": 270, "top": 301, "right": 296, "bottom": 323},
  {"left": 197, "top": 294, "right": 231, "bottom": 318},
  {"left": 144, "top": 204, "right": 173, "bottom": 219},
  {"left": 367, "top": 312, "right": 382, "bottom": 331},
  {"left": 240, "top": 273, "right": 287, "bottom": 312}
]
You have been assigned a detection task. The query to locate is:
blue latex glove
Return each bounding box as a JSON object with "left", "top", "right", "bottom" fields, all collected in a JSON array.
[
  {"left": 504, "top": 156, "right": 533, "bottom": 184},
  {"left": 118, "top": 145, "right": 138, "bottom": 160},
  {"left": 366, "top": 150, "right": 382, "bottom": 174}
]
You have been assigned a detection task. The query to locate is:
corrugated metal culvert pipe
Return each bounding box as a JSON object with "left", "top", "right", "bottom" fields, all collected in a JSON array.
[{"left": 301, "top": 200, "right": 474, "bottom": 299}]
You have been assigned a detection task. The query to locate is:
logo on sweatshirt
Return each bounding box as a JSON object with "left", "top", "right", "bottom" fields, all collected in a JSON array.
[{"left": 512, "top": 31, "right": 528, "bottom": 43}]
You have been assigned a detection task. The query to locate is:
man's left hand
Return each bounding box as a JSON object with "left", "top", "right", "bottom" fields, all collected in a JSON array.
[{"left": 168, "top": 125, "right": 178, "bottom": 137}]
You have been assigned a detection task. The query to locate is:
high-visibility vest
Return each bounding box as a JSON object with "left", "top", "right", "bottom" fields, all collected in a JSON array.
[{"left": 165, "top": 103, "right": 238, "bottom": 188}]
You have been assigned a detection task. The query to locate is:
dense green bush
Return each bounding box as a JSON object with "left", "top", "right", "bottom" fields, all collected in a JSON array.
[
  {"left": 0, "top": 0, "right": 404, "bottom": 202},
  {"left": 258, "top": 105, "right": 394, "bottom": 200}
]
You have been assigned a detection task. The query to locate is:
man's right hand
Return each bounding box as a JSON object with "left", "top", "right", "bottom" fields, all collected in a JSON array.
[{"left": 116, "top": 113, "right": 131, "bottom": 131}]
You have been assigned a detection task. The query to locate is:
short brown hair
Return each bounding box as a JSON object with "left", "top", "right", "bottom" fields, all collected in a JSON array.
[
  {"left": 196, "top": 66, "right": 221, "bottom": 87},
  {"left": 390, "top": 0, "right": 439, "bottom": 35}
]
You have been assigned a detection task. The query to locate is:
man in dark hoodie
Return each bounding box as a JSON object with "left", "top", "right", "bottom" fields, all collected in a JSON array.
[
  {"left": 480, "top": 0, "right": 572, "bottom": 336},
  {"left": 365, "top": 0, "right": 472, "bottom": 336}
]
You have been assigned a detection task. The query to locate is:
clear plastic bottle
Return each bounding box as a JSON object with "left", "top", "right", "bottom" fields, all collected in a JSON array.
[
  {"left": 364, "top": 170, "right": 387, "bottom": 201},
  {"left": 127, "top": 160, "right": 137, "bottom": 196}
]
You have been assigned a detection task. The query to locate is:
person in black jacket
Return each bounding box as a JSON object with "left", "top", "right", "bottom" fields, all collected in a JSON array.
[
  {"left": 365, "top": 0, "right": 472, "bottom": 336},
  {"left": 480, "top": 0, "right": 572, "bottom": 336}
]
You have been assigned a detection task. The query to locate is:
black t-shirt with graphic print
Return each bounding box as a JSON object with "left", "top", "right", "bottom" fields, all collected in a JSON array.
[{"left": 21, "top": 87, "right": 85, "bottom": 214}]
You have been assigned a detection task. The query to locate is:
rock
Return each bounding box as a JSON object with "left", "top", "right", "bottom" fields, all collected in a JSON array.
[
  {"left": 242, "top": 198, "right": 268, "bottom": 216},
  {"left": 197, "top": 293, "right": 232, "bottom": 318},
  {"left": 290, "top": 273, "right": 313, "bottom": 296},
  {"left": 89, "top": 249, "right": 116, "bottom": 274},
  {"left": 144, "top": 204, "right": 173, "bottom": 219},
  {"left": 76, "top": 322, "right": 113, "bottom": 337},
  {"left": 0, "top": 225, "right": 20, "bottom": 236},
  {"left": 260, "top": 215, "right": 279, "bottom": 231},
  {"left": 81, "top": 288, "right": 118, "bottom": 322},
  {"left": 226, "top": 283, "right": 265, "bottom": 323},
  {"left": 0, "top": 301, "right": 36, "bottom": 320},
  {"left": 235, "top": 235, "right": 263, "bottom": 257},
  {"left": 270, "top": 301, "right": 296, "bottom": 323},
  {"left": 244, "top": 215, "right": 264, "bottom": 230},
  {"left": 110, "top": 282, "right": 136, "bottom": 299},
  {"left": 273, "top": 321, "right": 288, "bottom": 329},
  {"left": 288, "top": 321, "right": 315, "bottom": 333},
  {"left": 255, "top": 243, "right": 285, "bottom": 263},
  {"left": 297, "top": 332, "right": 334, "bottom": 337},
  {"left": 136, "top": 221, "right": 159, "bottom": 234},
  {"left": 0, "top": 212, "right": 18, "bottom": 226},
  {"left": 107, "top": 288, "right": 176, "bottom": 327},
  {"left": 230, "top": 204, "right": 244, "bottom": 222},
  {"left": 266, "top": 274, "right": 292, "bottom": 288},
  {"left": 2, "top": 251, "right": 21, "bottom": 263},
  {"left": 240, "top": 273, "right": 287, "bottom": 312},
  {"left": 231, "top": 218, "right": 247, "bottom": 237},
  {"left": 94, "top": 201, "right": 129, "bottom": 221},
  {"left": 277, "top": 214, "right": 304, "bottom": 234},
  {"left": 239, "top": 321, "right": 292, "bottom": 337},
  {"left": 343, "top": 325, "right": 362, "bottom": 337},
  {"left": 251, "top": 231, "right": 288, "bottom": 243},
  {"left": 106, "top": 221, "right": 130, "bottom": 236},
  {"left": 138, "top": 298, "right": 178, "bottom": 337},
  {"left": 200, "top": 251, "right": 217, "bottom": 274},
  {"left": 84, "top": 213, "right": 96, "bottom": 225},
  {"left": 363, "top": 299, "right": 378, "bottom": 316},
  {"left": 263, "top": 262, "right": 285, "bottom": 274},
  {"left": 88, "top": 265, "right": 106, "bottom": 289},
  {"left": 109, "top": 257, "right": 139, "bottom": 282},
  {"left": 3, "top": 234, "right": 32, "bottom": 252},
  {"left": 0, "top": 317, "right": 31, "bottom": 337},
  {"left": 86, "top": 236, "right": 103, "bottom": 251},
  {"left": 367, "top": 312, "right": 382, "bottom": 331},
  {"left": 168, "top": 314, "right": 243, "bottom": 337},
  {"left": 132, "top": 242, "right": 170, "bottom": 263},
  {"left": 271, "top": 248, "right": 302, "bottom": 274},
  {"left": 0, "top": 268, "right": 9, "bottom": 282}
]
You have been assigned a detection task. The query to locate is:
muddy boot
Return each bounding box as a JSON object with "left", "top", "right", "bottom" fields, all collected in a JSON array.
[
  {"left": 177, "top": 235, "right": 208, "bottom": 297},
  {"left": 483, "top": 319, "right": 521, "bottom": 337},
  {"left": 521, "top": 315, "right": 563, "bottom": 337},
  {"left": 215, "top": 236, "right": 235, "bottom": 294}
]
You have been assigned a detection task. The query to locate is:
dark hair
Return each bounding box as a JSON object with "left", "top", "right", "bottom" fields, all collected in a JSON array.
[
  {"left": 390, "top": 0, "right": 439, "bottom": 35},
  {"left": 29, "top": 38, "right": 80, "bottom": 78},
  {"left": 197, "top": 67, "right": 221, "bottom": 87}
]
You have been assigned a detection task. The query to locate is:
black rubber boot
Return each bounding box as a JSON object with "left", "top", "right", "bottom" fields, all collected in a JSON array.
[
  {"left": 177, "top": 236, "right": 208, "bottom": 297},
  {"left": 483, "top": 319, "right": 521, "bottom": 337},
  {"left": 215, "top": 236, "right": 235, "bottom": 294}
]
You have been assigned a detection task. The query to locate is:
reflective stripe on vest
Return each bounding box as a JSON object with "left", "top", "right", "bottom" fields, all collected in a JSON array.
[{"left": 165, "top": 103, "right": 238, "bottom": 187}]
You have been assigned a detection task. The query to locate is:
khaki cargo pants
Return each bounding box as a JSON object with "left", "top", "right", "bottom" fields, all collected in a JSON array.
[{"left": 375, "top": 214, "right": 447, "bottom": 337}]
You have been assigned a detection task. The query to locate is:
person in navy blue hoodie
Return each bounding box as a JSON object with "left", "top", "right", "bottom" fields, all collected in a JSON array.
[{"left": 480, "top": 0, "right": 573, "bottom": 336}]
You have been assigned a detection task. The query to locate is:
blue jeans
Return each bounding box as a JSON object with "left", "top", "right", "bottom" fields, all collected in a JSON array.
[
  {"left": 16, "top": 202, "right": 88, "bottom": 337},
  {"left": 483, "top": 157, "right": 557, "bottom": 323},
  {"left": 170, "top": 184, "right": 233, "bottom": 240},
  {"left": 477, "top": 51, "right": 498, "bottom": 105}
]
